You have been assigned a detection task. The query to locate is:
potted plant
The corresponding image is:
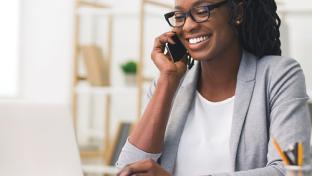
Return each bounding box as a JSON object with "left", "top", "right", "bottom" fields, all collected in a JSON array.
[{"left": 120, "top": 60, "right": 137, "bottom": 86}]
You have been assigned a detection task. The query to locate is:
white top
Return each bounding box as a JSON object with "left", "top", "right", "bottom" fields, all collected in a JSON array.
[{"left": 173, "top": 91, "right": 234, "bottom": 176}]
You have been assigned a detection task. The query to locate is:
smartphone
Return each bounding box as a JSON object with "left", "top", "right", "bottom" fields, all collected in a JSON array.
[{"left": 165, "top": 34, "right": 187, "bottom": 62}]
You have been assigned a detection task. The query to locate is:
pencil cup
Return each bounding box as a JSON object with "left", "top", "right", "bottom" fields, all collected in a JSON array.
[{"left": 285, "top": 165, "right": 312, "bottom": 176}]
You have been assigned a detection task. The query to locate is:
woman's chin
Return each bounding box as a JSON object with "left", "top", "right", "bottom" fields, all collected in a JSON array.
[{"left": 189, "top": 53, "right": 213, "bottom": 62}]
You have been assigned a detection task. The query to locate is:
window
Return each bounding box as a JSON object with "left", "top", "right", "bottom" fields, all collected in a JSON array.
[{"left": 0, "top": 0, "right": 20, "bottom": 97}]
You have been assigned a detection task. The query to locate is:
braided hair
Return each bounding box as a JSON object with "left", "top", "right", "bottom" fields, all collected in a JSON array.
[{"left": 229, "top": 0, "right": 281, "bottom": 58}]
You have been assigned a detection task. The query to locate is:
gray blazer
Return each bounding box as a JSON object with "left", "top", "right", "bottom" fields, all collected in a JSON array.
[{"left": 117, "top": 51, "right": 311, "bottom": 176}]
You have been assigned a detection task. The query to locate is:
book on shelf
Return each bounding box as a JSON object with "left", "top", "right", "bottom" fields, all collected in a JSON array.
[{"left": 81, "top": 45, "right": 109, "bottom": 86}]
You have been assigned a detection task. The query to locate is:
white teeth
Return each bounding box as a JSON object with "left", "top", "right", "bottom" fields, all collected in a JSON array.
[{"left": 189, "top": 35, "right": 209, "bottom": 44}]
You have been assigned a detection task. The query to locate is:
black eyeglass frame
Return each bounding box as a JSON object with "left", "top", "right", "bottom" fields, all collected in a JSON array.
[{"left": 164, "top": 0, "right": 228, "bottom": 27}]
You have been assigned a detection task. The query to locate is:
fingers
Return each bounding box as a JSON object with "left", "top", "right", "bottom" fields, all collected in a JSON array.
[
  {"left": 175, "top": 56, "right": 188, "bottom": 73},
  {"left": 131, "top": 173, "right": 150, "bottom": 176},
  {"left": 117, "top": 159, "right": 172, "bottom": 176},
  {"left": 156, "top": 34, "right": 175, "bottom": 44},
  {"left": 160, "top": 31, "right": 176, "bottom": 44},
  {"left": 153, "top": 31, "right": 176, "bottom": 53},
  {"left": 117, "top": 159, "right": 157, "bottom": 176},
  {"left": 150, "top": 31, "right": 188, "bottom": 79},
  {"left": 151, "top": 32, "right": 176, "bottom": 65},
  {"left": 118, "top": 168, "right": 146, "bottom": 176}
]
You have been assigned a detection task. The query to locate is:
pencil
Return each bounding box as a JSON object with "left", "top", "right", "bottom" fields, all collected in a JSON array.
[
  {"left": 294, "top": 142, "right": 299, "bottom": 165},
  {"left": 298, "top": 142, "right": 303, "bottom": 166},
  {"left": 272, "top": 138, "right": 290, "bottom": 165},
  {"left": 283, "top": 151, "right": 294, "bottom": 165}
]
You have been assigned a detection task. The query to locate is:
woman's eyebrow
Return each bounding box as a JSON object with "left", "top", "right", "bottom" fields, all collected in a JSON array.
[{"left": 174, "top": 0, "right": 211, "bottom": 10}]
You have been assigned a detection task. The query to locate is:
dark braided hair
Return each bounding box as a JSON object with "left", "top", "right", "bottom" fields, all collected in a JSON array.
[{"left": 229, "top": 0, "right": 281, "bottom": 58}]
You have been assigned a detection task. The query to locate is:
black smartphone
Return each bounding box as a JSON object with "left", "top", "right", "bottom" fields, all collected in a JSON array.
[{"left": 165, "top": 34, "right": 187, "bottom": 62}]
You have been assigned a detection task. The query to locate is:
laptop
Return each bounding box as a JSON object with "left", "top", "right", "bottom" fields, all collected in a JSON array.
[{"left": 0, "top": 102, "right": 83, "bottom": 176}]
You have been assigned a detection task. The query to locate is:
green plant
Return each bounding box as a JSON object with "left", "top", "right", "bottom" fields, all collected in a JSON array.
[{"left": 120, "top": 60, "right": 137, "bottom": 74}]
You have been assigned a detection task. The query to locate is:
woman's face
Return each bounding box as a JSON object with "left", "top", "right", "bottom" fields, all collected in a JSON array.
[{"left": 174, "top": 0, "right": 239, "bottom": 61}]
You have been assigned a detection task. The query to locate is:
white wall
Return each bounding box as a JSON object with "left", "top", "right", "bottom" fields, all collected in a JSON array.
[
  {"left": 278, "top": 1, "right": 312, "bottom": 96},
  {"left": 0, "top": 1, "right": 20, "bottom": 97},
  {"left": 285, "top": 13, "right": 312, "bottom": 95},
  {"left": 19, "top": 0, "right": 74, "bottom": 105}
]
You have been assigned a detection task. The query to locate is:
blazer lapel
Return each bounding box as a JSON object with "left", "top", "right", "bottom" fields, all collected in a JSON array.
[
  {"left": 230, "top": 51, "right": 257, "bottom": 170},
  {"left": 160, "top": 63, "right": 199, "bottom": 173}
]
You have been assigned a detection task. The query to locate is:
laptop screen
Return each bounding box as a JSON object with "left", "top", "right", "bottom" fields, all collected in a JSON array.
[{"left": 0, "top": 102, "right": 83, "bottom": 176}]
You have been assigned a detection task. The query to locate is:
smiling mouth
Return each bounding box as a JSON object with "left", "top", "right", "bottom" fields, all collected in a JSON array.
[{"left": 188, "top": 35, "right": 211, "bottom": 44}]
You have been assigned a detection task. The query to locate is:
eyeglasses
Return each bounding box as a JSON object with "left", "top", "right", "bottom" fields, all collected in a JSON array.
[{"left": 164, "top": 0, "right": 228, "bottom": 27}]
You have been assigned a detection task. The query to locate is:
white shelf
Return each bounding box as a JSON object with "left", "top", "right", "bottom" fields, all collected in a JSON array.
[
  {"left": 278, "top": 5, "right": 312, "bottom": 14},
  {"left": 82, "top": 164, "right": 120, "bottom": 174},
  {"left": 77, "top": 7, "right": 112, "bottom": 16},
  {"left": 75, "top": 82, "right": 137, "bottom": 95},
  {"left": 80, "top": 128, "right": 104, "bottom": 138},
  {"left": 77, "top": 6, "right": 170, "bottom": 17}
]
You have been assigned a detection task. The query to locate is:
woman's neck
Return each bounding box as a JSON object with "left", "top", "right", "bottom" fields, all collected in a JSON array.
[{"left": 197, "top": 47, "right": 242, "bottom": 102}]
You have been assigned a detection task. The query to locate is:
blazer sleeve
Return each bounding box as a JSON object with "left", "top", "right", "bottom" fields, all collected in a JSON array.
[
  {"left": 268, "top": 58, "right": 311, "bottom": 166},
  {"left": 115, "top": 79, "right": 162, "bottom": 169},
  {"left": 212, "top": 58, "right": 311, "bottom": 176},
  {"left": 115, "top": 139, "right": 162, "bottom": 169}
]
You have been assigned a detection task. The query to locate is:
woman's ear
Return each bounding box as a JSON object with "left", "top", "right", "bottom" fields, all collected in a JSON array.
[{"left": 235, "top": 1, "right": 244, "bottom": 26}]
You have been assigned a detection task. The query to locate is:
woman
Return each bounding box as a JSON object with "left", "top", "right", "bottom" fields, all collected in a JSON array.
[{"left": 116, "top": 0, "right": 311, "bottom": 175}]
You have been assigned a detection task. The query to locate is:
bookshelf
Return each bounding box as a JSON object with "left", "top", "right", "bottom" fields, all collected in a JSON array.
[
  {"left": 137, "top": 0, "right": 173, "bottom": 117},
  {"left": 71, "top": 0, "right": 113, "bottom": 163},
  {"left": 71, "top": 0, "right": 175, "bottom": 168}
]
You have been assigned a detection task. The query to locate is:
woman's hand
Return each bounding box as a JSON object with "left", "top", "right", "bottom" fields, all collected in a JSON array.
[
  {"left": 151, "top": 31, "right": 187, "bottom": 83},
  {"left": 117, "top": 159, "right": 171, "bottom": 176}
]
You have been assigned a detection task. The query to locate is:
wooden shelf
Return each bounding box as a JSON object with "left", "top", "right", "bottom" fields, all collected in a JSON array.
[
  {"left": 73, "top": 0, "right": 173, "bottom": 165},
  {"left": 77, "top": 7, "right": 112, "bottom": 16},
  {"left": 77, "top": 76, "right": 87, "bottom": 81},
  {"left": 77, "top": 0, "right": 111, "bottom": 9},
  {"left": 143, "top": 76, "right": 154, "bottom": 82},
  {"left": 80, "top": 150, "right": 104, "bottom": 158},
  {"left": 72, "top": 0, "right": 113, "bottom": 164},
  {"left": 143, "top": 0, "right": 173, "bottom": 9},
  {"left": 136, "top": 0, "right": 173, "bottom": 117}
]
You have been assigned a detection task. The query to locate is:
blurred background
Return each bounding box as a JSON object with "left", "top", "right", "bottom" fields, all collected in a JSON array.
[{"left": 0, "top": 0, "right": 311, "bottom": 175}]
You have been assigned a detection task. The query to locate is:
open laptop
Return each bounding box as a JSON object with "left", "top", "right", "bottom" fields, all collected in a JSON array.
[{"left": 0, "top": 102, "right": 83, "bottom": 176}]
